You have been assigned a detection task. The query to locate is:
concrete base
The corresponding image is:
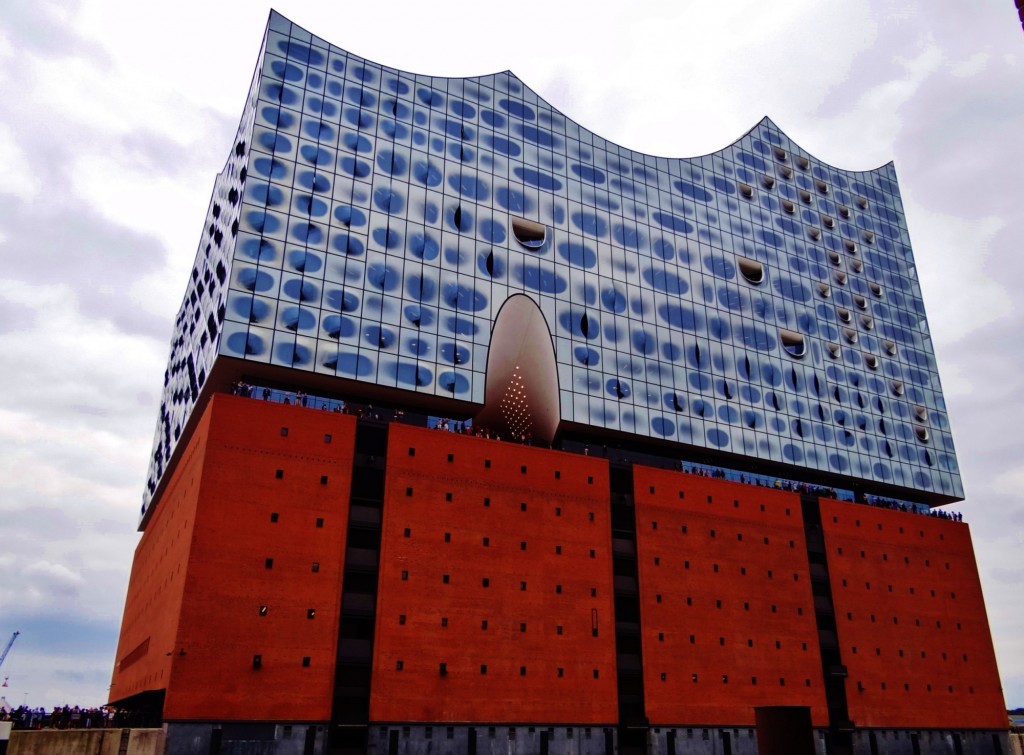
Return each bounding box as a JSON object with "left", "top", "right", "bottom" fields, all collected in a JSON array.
[
  {"left": 164, "top": 723, "right": 325, "bottom": 755},
  {"left": 850, "top": 729, "right": 1009, "bottom": 755},
  {"left": 8, "top": 728, "right": 164, "bottom": 755},
  {"left": 368, "top": 725, "right": 615, "bottom": 755}
]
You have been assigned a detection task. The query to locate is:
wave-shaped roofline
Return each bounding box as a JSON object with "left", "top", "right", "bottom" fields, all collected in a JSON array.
[{"left": 270, "top": 9, "right": 898, "bottom": 178}]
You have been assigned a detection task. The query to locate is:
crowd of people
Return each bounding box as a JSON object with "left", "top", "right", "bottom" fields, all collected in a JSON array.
[{"left": 0, "top": 705, "right": 143, "bottom": 730}]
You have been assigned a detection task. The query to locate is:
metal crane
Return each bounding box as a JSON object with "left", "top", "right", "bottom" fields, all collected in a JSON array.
[{"left": 0, "top": 632, "right": 19, "bottom": 671}]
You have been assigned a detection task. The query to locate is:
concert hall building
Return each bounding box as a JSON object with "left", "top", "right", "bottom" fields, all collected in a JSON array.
[{"left": 109, "top": 11, "right": 1007, "bottom": 755}]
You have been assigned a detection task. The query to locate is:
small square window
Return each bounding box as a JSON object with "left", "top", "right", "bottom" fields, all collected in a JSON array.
[
  {"left": 302, "top": 657, "right": 311, "bottom": 667},
  {"left": 252, "top": 654, "right": 262, "bottom": 669},
  {"left": 520, "top": 581, "right": 527, "bottom": 591},
  {"left": 521, "top": 465, "right": 527, "bottom": 474},
  {"left": 556, "top": 584, "right": 562, "bottom": 594},
  {"left": 588, "top": 476, "right": 593, "bottom": 484},
  {"left": 520, "top": 502, "right": 527, "bottom": 512},
  {"left": 441, "top": 617, "right": 448, "bottom": 627},
  {"left": 556, "top": 625, "right": 563, "bottom": 635},
  {"left": 320, "top": 475, "right": 328, "bottom": 485},
  {"left": 280, "top": 427, "right": 289, "bottom": 437},
  {"left": 408, "top": 447, "right": 415, "bottom": 456},
  {"left": 483, "top": 497, "right": 490, "bottom": 507},
  {"left": 590, "top": 588, "right": 597, "bottom": 597},
  {"left": 399, "top": 614, "right": 406, "bottom": 625},
  {"left": 485, "top": 459, "right": 491, "bottom": 468},
  {"left": 270, "top": 512, "right": 279, "bottom": 523},
  {"left": 481, "top": 619, "right": 488, "bottom": 630},
  {"left": 589, "top": 549, "right": 596, "bottom": 558},
  {"left": 311, "top": 562, "right": 319, "bottom": 573},
  {"left": 403, "top": 528, "right": 411, "bottom": 537},
  {"left": 324, "top": 434, "right": 331, "bottom": 443},
  {"left": 447, "top": 453, "right": 454, "bottom": 462},
  {"left": 396, "top": 660, "right": 404, "bottom": 670},
  {"left": 259, "top": 605, "right": 268, "bottom": 616},
  {"left": 555, "top": 507, "right": 561, "bottom": 516},
  {"left": 442, "top": 574, "right": 450, "bottom": 584},
  {"left": 520, "top": 622, "right": 527, "bottom": 633},
  {"left": 483, "top": 536, "right": 490, "bottom": 547},
  {"left": 401, "top": 570, "right": 409, "bottom": 580},
  {"left": 315, "top": 517, "right": 324, "bottom": 528},
  {"left": 445, "top": 492, "right": 452, "bottom": 501},
  {"left": 444, "top": 532, "right": 451, "bottom": 543},
  {"left": 593, "top": 669, "right": 599, "bottom": 679},
  {"left": 405, "top": 487, "right": 413, "bottom": 496},
  {"left": 480, "top": 664, "right": 487, "bottom": 675},
  {"left": 557, "top": 668, "right": 564, "bottom": 678},
  {"left": 520, "top": 666, "right": 527, "bottom": 676},
  {"left": 275, "top": 469, "right": 284, "bottom": 479},
  {"left": 588, "top": 512, "right": 594, "bottom": 521},
  {"left": 265, "top": 558, "right": 274, "bottom": 569},
  {"left": 307, "top": 609, "right": 316, "bottom": 619},
  {"left": 555, "top": 470, "right": 561, "bottom": 479},
  {"left": 482, "top": 578, "right": 490, "bottom": 587}
]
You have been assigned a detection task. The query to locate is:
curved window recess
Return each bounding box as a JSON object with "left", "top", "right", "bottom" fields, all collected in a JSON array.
[
  {"left": 852, "top": 294, "right": 867, "bottom": 309},
  {"left": 914, "top": 425, "right": 930, "bottom": 443},
  {"left": 843, "top": 327, "right": 858, "bottom": 344},
  {"left": 779, "top": 329, "right": 807, "bottom": 359},
  {"left": 834, "top": 271, "right": 848, "bottom": 286},
  {"left": 512, "top": 218, "right": 547, "bottom": 249},
  {"left": 862, "top": 230, "right": 875, "bottom": 245},
  {"left": 816, "top": 282, "right": 831, "bottom": 298},
  {"left": 781, "top": 199, "right": 795, "bottom": 214},
  {"left": 860, "top": 315, "right": 874, "bottom": 331},
  {"left": 882, "top": 339, "right": 897, "bottom": 356},
  {"left": 815, "top": 180, "right": 829, "bottom": 194},
  {"left": 796, "top": 156, "right": 810, "bottom": 171},
  {"left": 760, "top": 174, "right": 775, "bottom": 190},
  {"left": 828, "top": 251, "right": 842, "bottom": 266},
  {"left": 773, "top": 147, "right": 788, "bottom": 162},
  {"left": 737, "top": 257, "right": 765, "bottom": 285},
  {"left": 855, "top": 195, "right": 869, "bottom": 209},
  {"left": 839, "top": 205, "right": 851, "bottom": 219},
  {"left": 826, "top": 342, "right": 841, "bottom": 359},
  {"left": 850, "top": 259, "right": 864, "bottom": 273},
  {"left": 836, "top": 307, "right": 852, "bottom": 323},
  {"left": 808, "top": 227, "right": 822, "bottom": 241},
  {"left": 891, "top": 379, "right": 905, "bottom": 397},
  {"left": 913, "top": 405, "right": 928, "bottom": 423},
  {"left": 738, "top": 182, "right": 755, "bottom": 199},
  {"left": 844, "top": 239, "right": 857, "bottom": 254},
  {"left": 864, "top": 353, "right": 880, "bottom": 370},
  {"left": 798, "top": 190, "right": 812, "bottom": 204},
  {"left": 869, "top": 282, "right": 883, "bottom": 298},
  {"left": 453, "top": 206, "right": 463, "bottom": 230},
  {"left": 778, "top": 165, "right": 793, "bottom": 180},
  {"left": 821, "top": 214, "right": 835, "bottom": 229}
]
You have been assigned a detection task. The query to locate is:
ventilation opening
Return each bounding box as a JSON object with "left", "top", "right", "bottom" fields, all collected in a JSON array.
[
  {"left": 913, "top": 405, "right": 928, "bottom": 423},
  {"left": 836, "top": 307, "right": 852, "bottom": 323},
  {"left": 821, "top": 214, "right": 835, "bottom": 229},
  {"left": 869, "top": 282, "right": 883, "bottom": 298},
  {"left": 738, "top": 257, "right": 765, "bottom": 285},
  {"left": 779, "top": 329, "right": 807, "bottom": 358},
  {"left": 828, "top": 251, "right": 842, "bottom": 266},
  {"left": 864, "top": 353, "right": 879, "bottom": 370},
  {"left": 915, "top": 425, "right": 930, "bottom": 443},
  {"left": 773, "top": 147, "right": 788, "bottom": 162},
  {"left": 760, "top": 174, "right": 775, "bottom": 189},
  {"left": 853, "top": 294, "right": 867, "bottom": 309},
  {"left": 512, "top": 218, "right": 547, "bottom": 249},
  {"left": 851, "top": 259, "right": 864, "bottom": 273},
  {"left": 796, "top": 156, "right": 810, "bottom": 170},
  {"left": 781, "top": 199, "right": 795, "bottom": 214},
  {"left": 862, "top": 230, "right": 875, "bottom": 244},
  {"left": 798, "top": 189, "right": 812, "bottom": 204},
  {"left": 843, "top": 327, "right": 858, "bottom": 344},
  {"left": 808, "top": 227, "right": 821, "bottom": 241},
  {"left": 839, "top": 205, "right": 851, "bottom": 219},
  {"left": 815, "top": 180, "right": 829, "bottom": 194},
  {"left": 882, "top": 339, "right": 897, "bottom": 356},
  {"left": 739, "top": 183, "right": 754, "bottom": 199},
  {"left": 891, "top": 380, "right": 904, "bottom": 397},
  {"left": 779, "top": 165, "right": 793, "bottom": 179},
  {"left": 844, "top": 239, "right": 857, "bottom": 253},
  {"left": 859, "top": 315, "right": 874, "bottom": 330},
  {"left": 826, "top": 342, "right": 841, "bottom": 359},
  {"left": 834, "top": 271, "right": 848, "bottom": 286},
  {"left": 856, "top": 195, "right": 869, "bottom": 209},
  {"left": 816, "top": 282, "right": 831, "bottom": 298}
]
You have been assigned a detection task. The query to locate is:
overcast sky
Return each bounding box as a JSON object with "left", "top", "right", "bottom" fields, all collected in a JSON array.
[{"left": 0, "top": 0, "right": 1021, "bottom": 711}]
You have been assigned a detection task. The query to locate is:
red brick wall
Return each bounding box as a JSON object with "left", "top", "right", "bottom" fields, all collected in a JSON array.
[
  {"left": 632, "top": 469, "right": 828, "bottom": 726},
  {"left": 370, "top": 426, "right": 618, "bottom": 723},
  {"left": 109, "top": 409, "right": 211, "bottom": 705},
  {"left": 114, "top": 395, "right": 358, "bottom": 721},
  {"left": 821, "top": 500, "right": 1006, "bottom": 729}
]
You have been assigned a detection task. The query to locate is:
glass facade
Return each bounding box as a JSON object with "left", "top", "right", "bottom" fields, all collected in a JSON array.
[{"left": 143, "top": 10, "right": 961, "bottom": 519}]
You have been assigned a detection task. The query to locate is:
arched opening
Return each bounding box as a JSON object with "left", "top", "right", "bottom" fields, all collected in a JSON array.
[{"left": 474, "top": 294, "right": 560, "bottom": 444}]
